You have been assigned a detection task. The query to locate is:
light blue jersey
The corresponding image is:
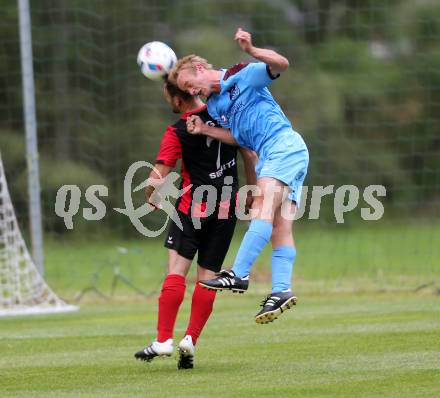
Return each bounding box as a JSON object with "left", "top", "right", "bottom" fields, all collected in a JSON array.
[
  {"left": 207, "top": 62, "right": 309, "bottom": 203},
  {"left": 207, "top": 62, "right": 305, "bottom": 157}
]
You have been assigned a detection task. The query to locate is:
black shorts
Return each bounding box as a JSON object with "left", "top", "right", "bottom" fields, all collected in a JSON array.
[{"left": 164, "top": 210, "right": 237, "bottom": 272}]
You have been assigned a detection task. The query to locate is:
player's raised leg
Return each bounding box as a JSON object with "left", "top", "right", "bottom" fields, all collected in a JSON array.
[
  {"left": 255, "top": 201, "right": 297, "bottom": 324},
  {"left": 199, "top": 177, "right": 285, "bottom": 292},
  {"left": 134, "top": 250, "right": 190, "bottom": 362}
]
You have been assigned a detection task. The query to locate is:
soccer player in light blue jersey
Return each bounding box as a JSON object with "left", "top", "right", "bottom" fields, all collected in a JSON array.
[{"left": 170, "top": 28, "right": 309, "bottom": 324}]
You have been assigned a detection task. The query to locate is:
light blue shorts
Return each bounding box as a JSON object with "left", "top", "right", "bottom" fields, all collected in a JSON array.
[{"left": 255, "top": 130, "right": 309, "bottom": 205}]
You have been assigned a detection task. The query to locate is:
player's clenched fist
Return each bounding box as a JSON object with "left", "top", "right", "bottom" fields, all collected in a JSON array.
[
  {"left": 186, "top": 115, "right": 204, "bottom": 135},
  {"left": 234, "top": 28, "right": 253, "bottom": 53}
]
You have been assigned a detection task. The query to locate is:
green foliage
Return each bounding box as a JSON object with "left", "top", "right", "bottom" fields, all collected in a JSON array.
[
  {"left": 175, "top": 26, "right": 243, "bottom": 66},
  {"left": 1, "top": 0, "right": 439, "bottom": 233},
  {"left": 0, "top": 131, "right": 109, "bottom": 233},
  {"left": 407, "top": 1, "right": 440, "bottom": 50}
]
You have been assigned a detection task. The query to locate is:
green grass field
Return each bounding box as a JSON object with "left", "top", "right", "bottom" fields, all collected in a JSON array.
[
  {"left": 2, "top": 294, "right": 439, "bottom": 398},
  {"left": 1, "top": 222, "right": 440, "bottom": 397}
]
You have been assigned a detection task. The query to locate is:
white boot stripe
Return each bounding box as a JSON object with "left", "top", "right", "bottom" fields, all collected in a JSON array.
[{"left": 220, "top": 277, "right": 232, "bottom": 286}]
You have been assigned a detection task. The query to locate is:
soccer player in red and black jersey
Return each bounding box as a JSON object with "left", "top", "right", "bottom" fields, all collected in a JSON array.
[{"left": 134, "top": 79, "right": 257, "bottom": 369}]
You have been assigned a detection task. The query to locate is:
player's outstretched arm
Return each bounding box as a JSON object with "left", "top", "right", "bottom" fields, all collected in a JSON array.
[
  {"left": 186, "top": 115, "right": 237, "bottom": 146},
  {"left": 234, "top": 28, "right": 289, "bottom": 75},
  {"left": 144, "top": 163, "right": 172, "bottom": 209}
]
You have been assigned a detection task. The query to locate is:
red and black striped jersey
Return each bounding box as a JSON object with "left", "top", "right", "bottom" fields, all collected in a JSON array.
[{"left": 156, "top": 105, "right": 238, "bottom": 215}]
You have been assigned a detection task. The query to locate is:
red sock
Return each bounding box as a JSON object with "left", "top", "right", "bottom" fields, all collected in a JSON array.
[
  {"left": 156, "top": 274, "right": 186, "bottom": 342},
  {"left": 185, "top": 284, "right": 217, "bottom": 345}
]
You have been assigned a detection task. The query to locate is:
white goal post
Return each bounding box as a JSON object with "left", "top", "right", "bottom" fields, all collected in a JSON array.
[{"left": 0, "top": 153, "right": 78, "bottom": 316}]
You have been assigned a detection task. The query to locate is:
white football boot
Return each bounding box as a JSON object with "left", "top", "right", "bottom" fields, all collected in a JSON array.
[
  {"left": 177, "top": 335, "right": 195, "bottom": 369},
  {"left": 134, "top": 338, "right": 173, "bottom": 362}
]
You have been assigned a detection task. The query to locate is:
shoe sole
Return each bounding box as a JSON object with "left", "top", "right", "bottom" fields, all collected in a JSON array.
[
  {"left": 255, "top": 296, "right": 297, "bottom": 324},
  {"left": 178, "top": 348, "right": 194, "bottom": 369},
  {"left": 135, "top": 353, "right": 172, "bottom": 362},
  {"left": 198, "top": 282, "right": 246, "bottom": 293}
]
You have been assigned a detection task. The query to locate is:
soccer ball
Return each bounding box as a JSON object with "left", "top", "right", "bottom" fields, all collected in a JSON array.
[{"left": 137, "top": 41, "right": 177, "bottom": 81}]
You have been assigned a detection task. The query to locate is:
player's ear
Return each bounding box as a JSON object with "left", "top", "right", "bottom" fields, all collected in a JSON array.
[{"left": 175, "top": 96, "right": 182, "bottom": 109}]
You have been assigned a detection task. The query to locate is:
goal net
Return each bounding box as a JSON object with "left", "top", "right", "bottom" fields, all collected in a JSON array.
[{"left": 0, "top": 153, "right": 77, "bottom": 316}]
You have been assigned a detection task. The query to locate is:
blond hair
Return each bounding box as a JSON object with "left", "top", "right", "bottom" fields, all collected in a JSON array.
[{"left": 169, "top": 54, "right": 213, "bottom": 84}]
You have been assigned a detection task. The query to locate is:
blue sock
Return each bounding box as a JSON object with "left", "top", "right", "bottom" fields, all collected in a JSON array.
[
  {"left": 231, "top": 219, "right": 273, "bottom": 278},
  {"left": 271, "top": 246, "right": 296, "bottom": 293}
]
